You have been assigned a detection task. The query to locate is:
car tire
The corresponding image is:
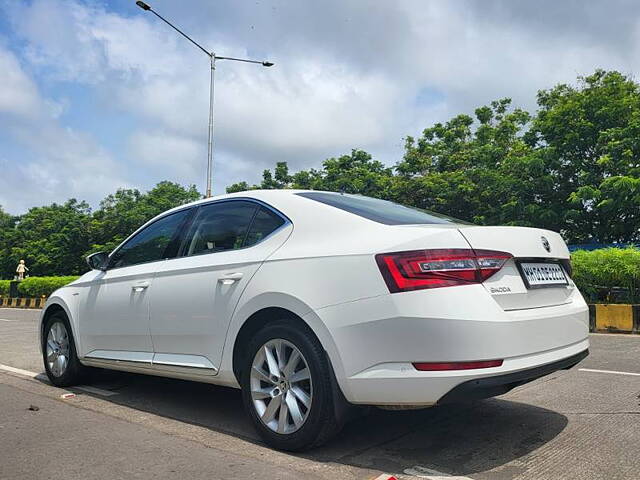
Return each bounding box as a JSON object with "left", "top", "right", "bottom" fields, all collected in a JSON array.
[
  {"left": 42, "top": 311, "right": 88, "bottom": 387},
  {"left": 241, "top": 320, "right": 342, "bottom": 451}
]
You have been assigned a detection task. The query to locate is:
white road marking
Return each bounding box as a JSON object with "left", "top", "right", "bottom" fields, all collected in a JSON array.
[
  {"left": 579, "top": 368, "right": 640, "bottom": 377},
  {"left": 75, "top": 385, "right": 119, "bottom": 397},
  {"left": 0, "top": 363, "right": 39, "bottom": 378},
  {"left": 0, "top": 363, "right": 118, "bottom": 396},
  {"left": 403, "top": 465, "right": 473, "bottom": 479},
  {"left": 0, "top": 318, "right": 17, "bottom": 322},
  {"left": 589, "top": 332, "right": 640, "bottom": 338}
]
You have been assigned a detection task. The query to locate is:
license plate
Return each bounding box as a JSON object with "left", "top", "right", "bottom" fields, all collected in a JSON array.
[{"left": 518, "top": 262, "right": 568, "bottom": 288}]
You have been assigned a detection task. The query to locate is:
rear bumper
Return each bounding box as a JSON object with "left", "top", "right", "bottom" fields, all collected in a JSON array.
[
  {"left": 340, "top": 338, "right": 589, "bottom": 405},
  {"left": 313, "top": 286, "right": 589, "bottom": 405},
  {"left": 438, "top": 348, "right": 588, "bottom": 404}
]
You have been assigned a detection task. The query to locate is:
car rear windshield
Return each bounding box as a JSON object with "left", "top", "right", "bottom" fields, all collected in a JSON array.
[{"left": 297, "top": 192, "right": 466, "bottom": 225}]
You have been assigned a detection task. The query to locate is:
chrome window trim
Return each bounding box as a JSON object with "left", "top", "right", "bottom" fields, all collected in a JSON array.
[{"left": 104, "top": 197, "right": 291, "bottom": 270}]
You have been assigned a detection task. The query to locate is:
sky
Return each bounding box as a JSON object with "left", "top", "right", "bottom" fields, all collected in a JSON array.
[{"left": 1, "top": 0, "right": 639, "bottom": 214}]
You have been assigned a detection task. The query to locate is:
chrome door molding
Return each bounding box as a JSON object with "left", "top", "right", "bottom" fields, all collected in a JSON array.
[
  {"left": 83, "top": 350, "right": 154, "bottom": 370},
  {"left": 152, "top": 353, "right": 218, "bottom": 376},
  {"left": 82, "top": 350, "right": 218, "bottom": 376}
]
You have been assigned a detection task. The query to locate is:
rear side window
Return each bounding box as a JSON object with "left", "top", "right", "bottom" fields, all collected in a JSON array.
[
  {"left": 297, "top": 192, "right": 465, "bottom": 225},
  {"left": 109, "top": 209, "right": 192, "bottom": 268},
  {"left": 245, "top": 207, "right": 286, "bottom": 247},
  {"left": 184, "top": 201, "right": 258, "bottom": 256}
]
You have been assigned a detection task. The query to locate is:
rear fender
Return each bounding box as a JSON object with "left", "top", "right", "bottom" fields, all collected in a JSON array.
[{"left": 218, "top": 292, "right": 345, "bottom": 395}]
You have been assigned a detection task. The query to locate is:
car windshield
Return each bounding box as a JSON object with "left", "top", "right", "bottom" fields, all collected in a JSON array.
[{"left": 296, "top": 192, "right": 470, "bottom": 225}]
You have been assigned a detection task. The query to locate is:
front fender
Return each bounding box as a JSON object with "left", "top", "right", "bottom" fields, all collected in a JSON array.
[{"left": 40, "top": 287, "right": 83, "bottom": 354}]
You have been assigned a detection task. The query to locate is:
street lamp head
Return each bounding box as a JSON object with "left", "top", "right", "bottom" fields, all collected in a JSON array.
[
  {"left": 135, "top": 1, "right": 151, "bottom": 11},
  {"left": 262, "top": 61, "right": 274, "bottom": 67}
]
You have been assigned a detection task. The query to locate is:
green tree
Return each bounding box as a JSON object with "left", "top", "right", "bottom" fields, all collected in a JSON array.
[
  {"left": 227, "top": 71, "right": 640, "bottom": 244},
  {"left": 0, "top": 206, "right": 18, "bottom": 279},
  {"left": 1, "top": 182, "right": 200, "bottom": 278},
  {"left": 89, "top": 181, "right": 200, "bottom": 254},
  {"left": 296, "top": 150, "right": 394, "bottom": 198},
  {"left": 227, "top": 161, "right": 293, "bottom": 192},
  {"left": 530, "top": 70, "right": 640, "bottom": 242},
  {"left": 392, "top": 99, "right": 559, "bottom": 227},
  {"left": 9, "top": 199, "right": 92, "bottom": 276},
  {"left": 226, "top": 150, "right": 394, "bottom": 199},
  {"left": 226, "top": 181, "right": 251, "bottom": 193}
]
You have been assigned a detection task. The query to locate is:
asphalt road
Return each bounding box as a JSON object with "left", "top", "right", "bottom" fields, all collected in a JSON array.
[{"left": 1, "top": 308, "right": 639, "bottom": 480}]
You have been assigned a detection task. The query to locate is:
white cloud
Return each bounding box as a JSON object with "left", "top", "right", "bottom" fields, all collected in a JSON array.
[
  {"left": 128, "top": 129, "right": 202, "bottom": 179},
  {"left": 0, "top": 44, "right": 128, "bottom": 212},
  {"left": 3, "top": 0, "right": 640, "bottom": 212},
  {"left": 0, "top": 47, "right": 41, "bottom": 118}
]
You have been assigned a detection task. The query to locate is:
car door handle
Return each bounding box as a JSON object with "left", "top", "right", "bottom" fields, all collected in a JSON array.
[
  {"left": 131, "top": 282, "right": 150, "bottom": 292},
  {"left": 218, "top": 272, "right": 243, "bottom": 285}
]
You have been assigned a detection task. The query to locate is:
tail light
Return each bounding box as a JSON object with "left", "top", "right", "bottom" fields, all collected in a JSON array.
[{"left": 375, "top": 248, "right": 512, "bottom": 293}]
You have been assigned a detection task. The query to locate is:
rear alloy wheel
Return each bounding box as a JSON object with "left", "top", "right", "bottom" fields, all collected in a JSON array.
[
  {"left": 42, "top": 312, "right": 88, "bottom": 387},
  {"left": 241, "top": 321, "right": 342, "bottom": 451},
  {"left": 250, "top": 339, "right": 313, "bottom": 434}
]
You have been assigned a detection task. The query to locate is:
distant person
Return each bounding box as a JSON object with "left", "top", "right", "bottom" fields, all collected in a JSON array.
[{"left": 16, "top": 260, "right": 29, "bottom": 281}]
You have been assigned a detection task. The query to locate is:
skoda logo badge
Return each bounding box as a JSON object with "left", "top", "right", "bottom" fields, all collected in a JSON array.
[{"left": 541, "top": 236, "right": 551, "bottom": 253}]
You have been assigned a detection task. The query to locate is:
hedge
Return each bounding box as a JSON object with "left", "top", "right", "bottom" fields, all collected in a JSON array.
[
  {"left": 571, "top": 247, "right": 640, "bottom": 304},
  {"left": 0, "top": 280, "right": 10, "bottom": 296},
  {"left": 16, "top": 276, "right": 80, "bottom": 298}
]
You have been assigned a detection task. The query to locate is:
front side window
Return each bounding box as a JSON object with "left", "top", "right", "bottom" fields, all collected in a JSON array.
[{"left": 109, "top": 209, "right": 192, "bottom": 268}]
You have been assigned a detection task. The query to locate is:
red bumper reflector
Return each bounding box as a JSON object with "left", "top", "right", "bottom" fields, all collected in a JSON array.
[{"left": 412, "top": 359, "right": 503, "bottom": 371}]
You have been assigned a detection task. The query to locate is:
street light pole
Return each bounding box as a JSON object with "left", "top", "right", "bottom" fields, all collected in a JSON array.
[
  {"left": 135, "top": 1, "right": 274, "bottom": 198},
  {"left": 207, "top": 54, "right": 215, "bottom": 198}
]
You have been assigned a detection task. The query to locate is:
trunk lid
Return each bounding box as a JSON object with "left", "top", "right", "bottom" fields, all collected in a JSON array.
[{"left": 458, "top": 226, "right": 575, "bottom": 311}]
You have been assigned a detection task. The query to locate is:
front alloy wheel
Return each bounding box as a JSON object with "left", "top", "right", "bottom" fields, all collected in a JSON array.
[
  {"left": 42, "top": 311, "right": 88, "bottom": 387},
  {"left": 46, "top": 321, "right": 70, "bottom": 377},
  {"left": 250, "top": 339, "right": 313, "bottom": 434}
]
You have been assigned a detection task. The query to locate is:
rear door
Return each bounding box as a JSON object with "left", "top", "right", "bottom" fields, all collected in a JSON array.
[
  {"left": 458, "top": 226, "right": 575, "bottom": 310},
  {"left": 149, "top": 200, "right": 291, "bottom": 375}
]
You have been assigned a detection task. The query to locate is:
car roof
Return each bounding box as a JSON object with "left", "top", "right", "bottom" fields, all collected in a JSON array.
[
  {"left": 161, "top": 189, "right": 321, "bottom": 215},
  {"left": 156, "top": 188, "right": 386, "bottom": 231}
]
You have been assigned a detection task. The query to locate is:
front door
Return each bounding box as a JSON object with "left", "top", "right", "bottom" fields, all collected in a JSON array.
[
  {"left": 79, "top": 208, "right": 193, "bottom": 361},
  {"left": 149, "top": 200, "right": 291, "bottom": 374}
]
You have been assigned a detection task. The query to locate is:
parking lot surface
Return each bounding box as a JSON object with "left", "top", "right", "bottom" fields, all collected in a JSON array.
[{"left": 1, "top": 308, "right": 639, "bottom": 479}]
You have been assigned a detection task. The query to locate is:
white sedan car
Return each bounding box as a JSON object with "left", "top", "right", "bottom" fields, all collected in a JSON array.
[{"left": 40, "top": 190, "right": 589, "bottom": 450}]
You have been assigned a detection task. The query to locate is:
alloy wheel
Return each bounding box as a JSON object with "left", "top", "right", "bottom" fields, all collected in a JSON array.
[
  {"left": 46, "top": 321, "right": 70, "bottom": 378},
  {"left": 250, "top": 338, "right": 313, "bottom": 434}
]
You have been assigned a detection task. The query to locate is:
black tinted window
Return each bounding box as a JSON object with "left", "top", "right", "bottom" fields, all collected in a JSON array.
[
  {"left": 297, "top": 192, "right": 466, "bottom": 225},
  {"left": 245, "top": 207, "right": 286, "bottom": 247},
  {"left": 109, "top": 209, "right": 191, "bottom": 268},
  {"left": 185, "top": 201, "right": 257, "bottom": 256}
]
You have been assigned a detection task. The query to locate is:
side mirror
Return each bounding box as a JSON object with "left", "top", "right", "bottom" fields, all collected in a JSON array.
[{"left": 86, "top": 252, "right": 109, "bottom": 271}]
